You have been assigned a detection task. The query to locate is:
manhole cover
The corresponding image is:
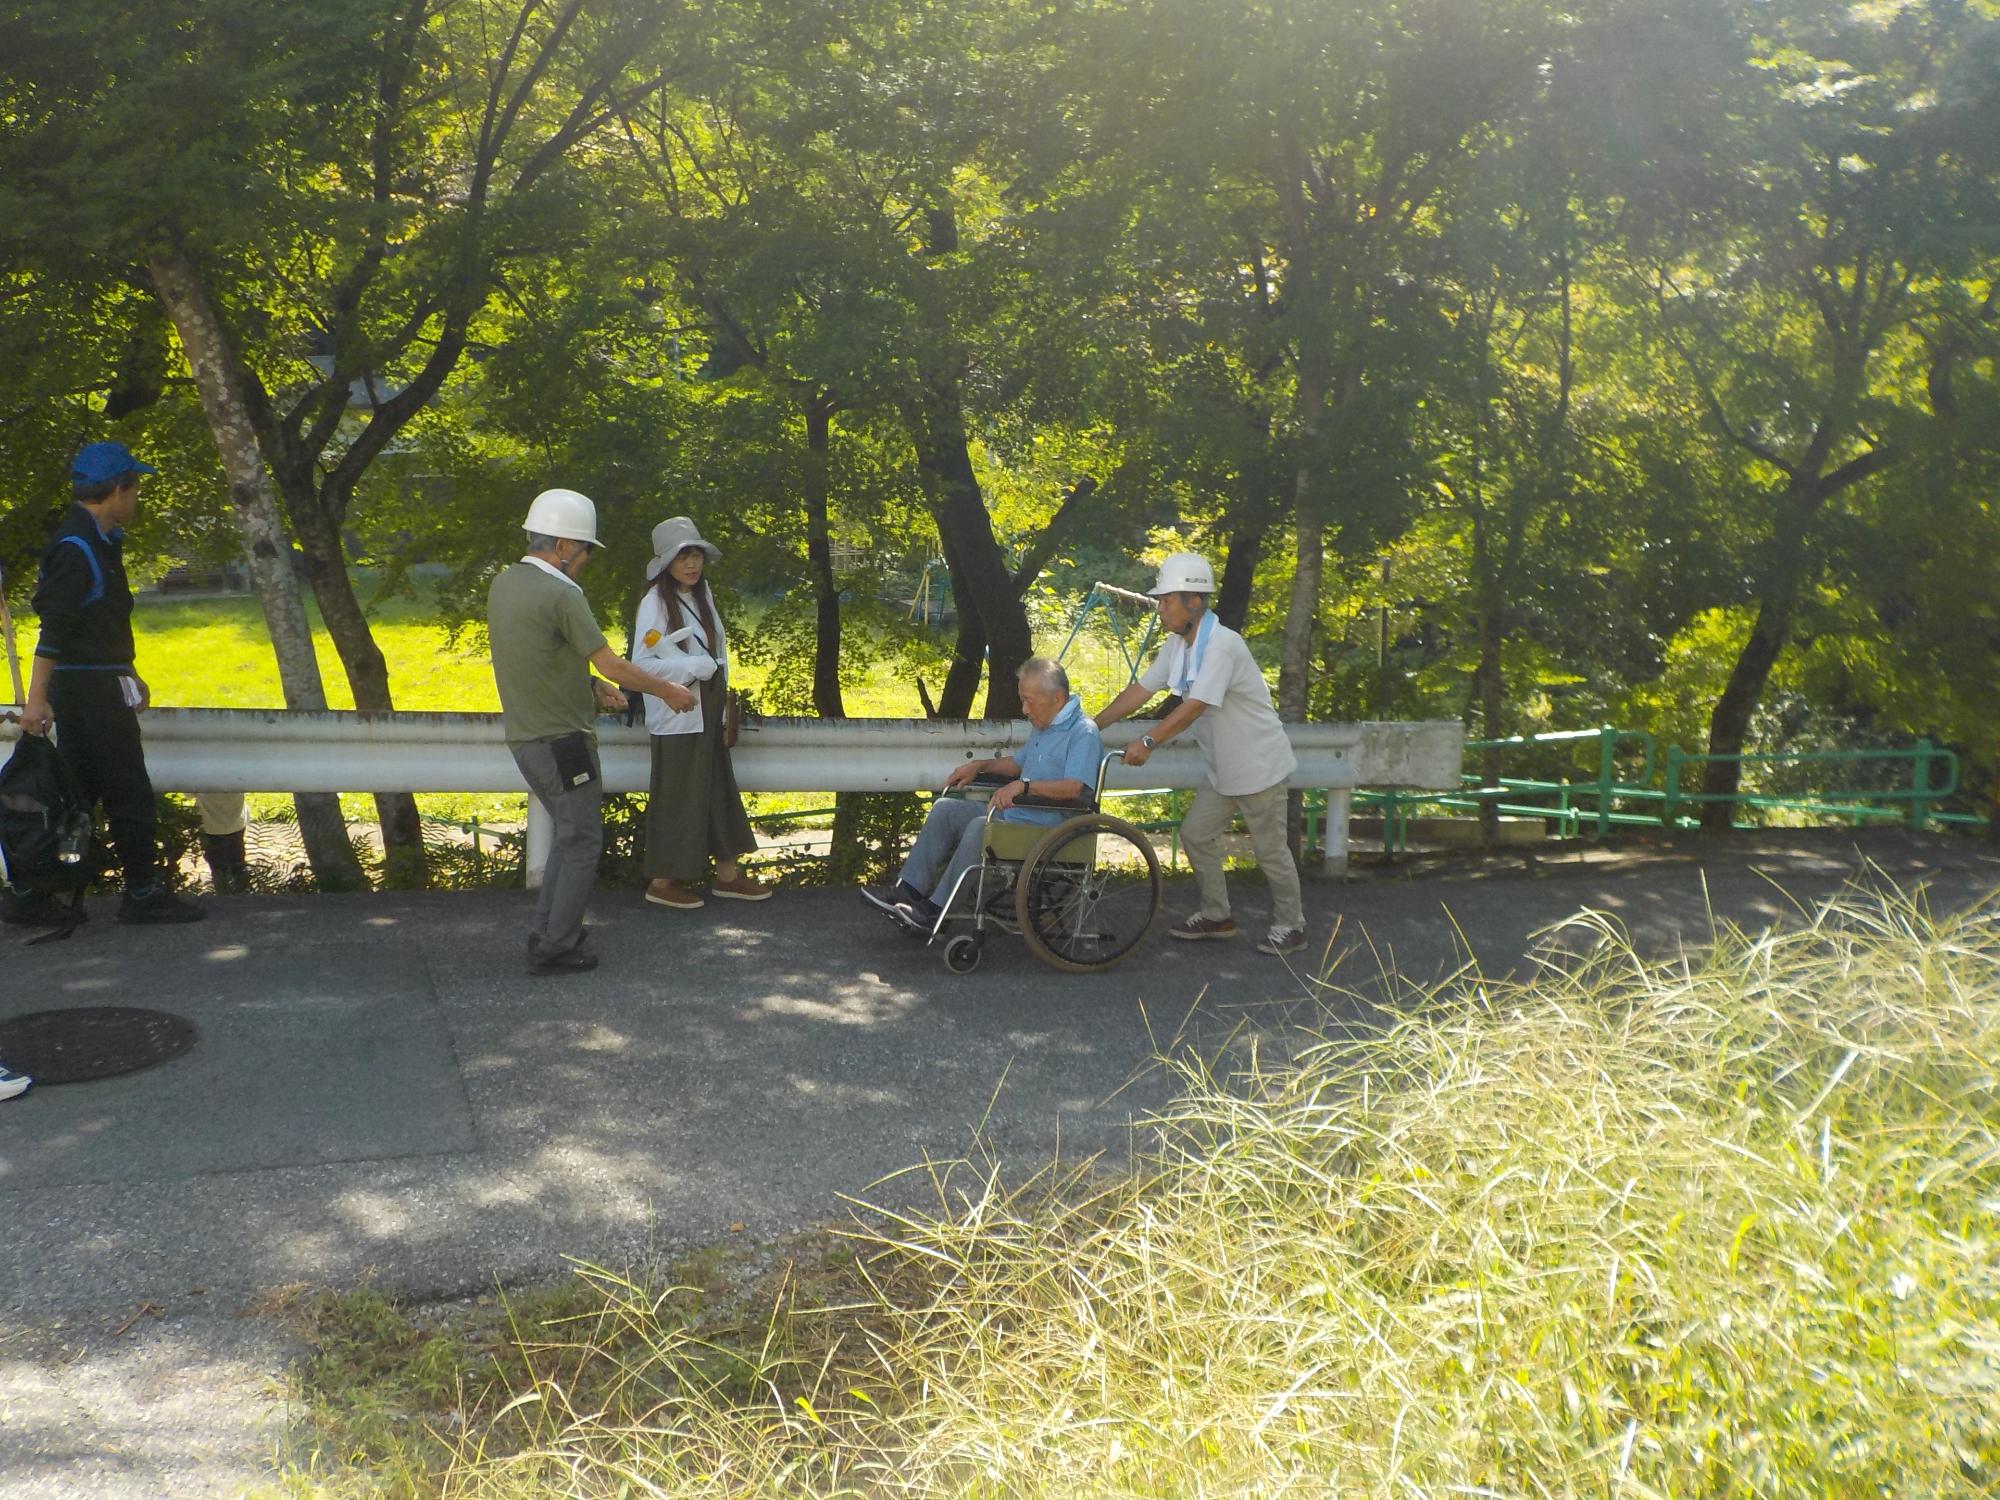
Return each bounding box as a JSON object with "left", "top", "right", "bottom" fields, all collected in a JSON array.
[{"left": 0, "top": 1007, "right": 197, "bottom": 1084}]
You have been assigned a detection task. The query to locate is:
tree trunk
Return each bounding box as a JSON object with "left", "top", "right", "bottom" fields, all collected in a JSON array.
[
  {"left": 1277, "top": 361, "right": 1330, "bottom": 863},
  {"left": 148, "top": 248, "right": 366, "bottom": 891},
  {"left": 1475, "top": 604, "right": 1506, "bottom": 845},
  {"left": 286, "top": 499, "right": 427, "bottom": 885},
  {"left": 908, "top": 377, "right": 1031, "bottom": 721},
  {"left": 934, "top": 530, "right": 990, "bottom": 718},
  {"left": 1699, "top": 595, "right": 1793, "bottom": 831},
  {"left": 1277, "top": 357, "right": 1328, "bottom": 726},
  {"left": 799, "top": 395, "right": 879, "bottom": 880},
  {"left": 1214, "top": 513, "right": 1267, "bottom": 633},
  {"left": 1469, "top": 504, "right": 1505, "bottom": 846},
  {"left": 803, "top": 399, "right": 845, "bottom": 720}
]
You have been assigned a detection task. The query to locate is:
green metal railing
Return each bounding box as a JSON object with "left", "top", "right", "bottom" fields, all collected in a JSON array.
[
  {"left": 1660, "top": 741, "right": 1962, "bottom": 831},
  {"left": 1352, "top": 727, "right": 1980, "bottom": 855}
]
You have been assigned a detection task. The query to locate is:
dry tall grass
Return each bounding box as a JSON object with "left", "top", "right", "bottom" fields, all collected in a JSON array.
[{"left": 447, "top": 884, "right": 2000, "bottom": 1497}]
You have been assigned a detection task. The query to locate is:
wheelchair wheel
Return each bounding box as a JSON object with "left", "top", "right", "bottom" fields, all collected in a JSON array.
[
  {"left": 1016, "top": 813, "right": 1161, "bottom": 972},
  {"left": 943, "top": 933, "right": 983, "bottom": 974}
]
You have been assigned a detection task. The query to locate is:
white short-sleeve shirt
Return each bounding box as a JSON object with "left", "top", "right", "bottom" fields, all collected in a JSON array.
[{"left": 1138, "top": 617, "right": 1297, "bottom": 796}]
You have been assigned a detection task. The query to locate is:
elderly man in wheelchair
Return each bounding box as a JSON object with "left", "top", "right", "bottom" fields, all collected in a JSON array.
[{"left": 862, "top": 655, "right": 1162, "bottom": 973}]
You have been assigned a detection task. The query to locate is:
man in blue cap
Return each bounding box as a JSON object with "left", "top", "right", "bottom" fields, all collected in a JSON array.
[{"left": 8, "top": 442, "right": 204, "bottom": 926}]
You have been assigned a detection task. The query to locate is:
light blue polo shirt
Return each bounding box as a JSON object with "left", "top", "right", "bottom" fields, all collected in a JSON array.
[{"left": 1002, "top": 694, "right": 1104, "bottom": 827}]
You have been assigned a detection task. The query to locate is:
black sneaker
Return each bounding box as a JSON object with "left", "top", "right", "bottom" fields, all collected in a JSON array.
[
  {"left": 3, "top": 891, "right": 84, "bottom": 929},
  {"left": 892, "top": 894, "right": 943, "bottom": 932},
  {"left": 117, "top": 885, "right": 207, "bottom": 925},
  {"left": 861, "top": 881, "right": 924, "bottom": 916},
  {"left": 527, "top": 943, "right": 599, "bottom": 977}
]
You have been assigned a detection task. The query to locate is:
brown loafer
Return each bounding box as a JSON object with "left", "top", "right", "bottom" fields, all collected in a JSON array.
[
  {"left": 711, "top": 872, "right": 772, "bottom": 902},
  {"left": 645, "top": 878, "right": 705, "bottom": 910},
  {"left": 1256, "top": 926, "right": 1308, "bottom": 956},
  {"left": 1167, "top": 913, "right": 1237, "bottom": 941}
]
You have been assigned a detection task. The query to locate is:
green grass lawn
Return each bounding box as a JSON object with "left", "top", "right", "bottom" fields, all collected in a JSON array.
[
  {"left": 125, "top": 595, "right": 502, "bottom": 713},
  {"left": 105, "top": 590, "right": 1145, "bottom": 715}
]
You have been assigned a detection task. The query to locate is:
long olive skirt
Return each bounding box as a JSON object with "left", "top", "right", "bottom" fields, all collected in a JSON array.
[{"left": 645, "top": 672, "right": 757, "bottom": 880}]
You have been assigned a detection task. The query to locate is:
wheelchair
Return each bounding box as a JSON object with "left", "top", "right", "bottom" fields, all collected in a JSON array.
[{"left": 899, "top": 749, "right": 1162, "bottom": 974}]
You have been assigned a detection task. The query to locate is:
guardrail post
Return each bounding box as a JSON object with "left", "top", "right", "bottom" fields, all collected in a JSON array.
[
  {"left": 525, "top": 796, "right": 553, "bottom": 889},
  {"left": 1908, "top": 738, "right": 1934, "bottom": 831},
  {"left": 1321, "top": 788, "right": 1351, "bottom": 877},
  {"left": 1663, "top": 748, "right": 1682, "bottom": 828}
]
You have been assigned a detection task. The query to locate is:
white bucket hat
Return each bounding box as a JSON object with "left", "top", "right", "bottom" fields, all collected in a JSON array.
[{"left": 645, "top": 516, "right": 722, "bottom": 581}]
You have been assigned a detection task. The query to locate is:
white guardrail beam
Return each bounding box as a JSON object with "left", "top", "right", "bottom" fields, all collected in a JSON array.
[{"left": 1, "top": 708, "right": 1463, "bottom": 877}]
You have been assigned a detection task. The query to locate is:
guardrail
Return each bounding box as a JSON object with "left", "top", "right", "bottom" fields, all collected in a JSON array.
[{"left": 1, "top": 708, "right": 1464, "bottom": 882}]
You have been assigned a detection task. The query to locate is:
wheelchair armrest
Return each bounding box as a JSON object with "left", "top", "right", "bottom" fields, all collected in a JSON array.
[
  {"left": 1013, "top": 793, "right": 1097, "bottom": 813},
  {"left": 942, "top": 771, "right": 1016, "bottom": 802}
]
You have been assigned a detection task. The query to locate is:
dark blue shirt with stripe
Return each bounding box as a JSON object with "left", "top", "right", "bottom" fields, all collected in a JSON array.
[{"left": 32, "top": 503, "right": 135, "bottom": 671}]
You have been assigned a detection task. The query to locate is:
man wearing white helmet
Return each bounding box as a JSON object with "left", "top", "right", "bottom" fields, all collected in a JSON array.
[
  {"left": 488, "top": 488, "right": 698, "bottom": 976},
  {"left": 1094, "top": 552, "right": 1306, "bottom": 956}
]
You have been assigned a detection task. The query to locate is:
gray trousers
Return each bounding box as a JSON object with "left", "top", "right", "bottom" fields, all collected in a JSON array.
[
  {"left": 1181, "top": 781, "right": 1305, "bottom": 932},
  {"left": 512, "top": 736, "right": 604, "bottom": 954},
  {"left": 899, "top": 797, "right": 994, "bottom": 912}
]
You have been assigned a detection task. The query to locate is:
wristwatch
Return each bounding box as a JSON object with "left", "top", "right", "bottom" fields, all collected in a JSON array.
[
  {"left": 1021, "top": 779, "right": 1033, "bottom": 798},
  {"left": 1139, "top": 733, "right": 1157, "bottom": 750}
]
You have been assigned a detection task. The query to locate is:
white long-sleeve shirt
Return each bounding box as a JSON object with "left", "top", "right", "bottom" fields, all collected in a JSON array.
[{"left": 631, "top": 587, "right": 728, "bottom": 736}]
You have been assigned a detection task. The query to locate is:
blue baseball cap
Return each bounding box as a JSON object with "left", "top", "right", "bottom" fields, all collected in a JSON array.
[{"left": 71, "top": 441, "right": 157, "bottom": 486}]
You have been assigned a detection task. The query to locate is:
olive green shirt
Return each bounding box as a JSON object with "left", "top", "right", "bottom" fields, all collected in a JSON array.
[{"left": 488, "top": 559, "right": 609, "bottom": 748}]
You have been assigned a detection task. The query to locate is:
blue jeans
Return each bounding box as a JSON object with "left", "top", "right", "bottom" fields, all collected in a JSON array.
[{"left": 898, "top": 798, "right": 994, "bottom": 913}]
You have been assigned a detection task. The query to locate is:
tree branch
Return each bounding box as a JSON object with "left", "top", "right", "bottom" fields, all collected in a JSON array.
[
  {"left": 1812, "top": 441, "right": 1899, "bottom": 501},
  {"left": 1010, "top": 477, "right": 1099, "bottom": 597},
  {"left": 1653, "top": 273, "right": 1796, "bottom": 478}
]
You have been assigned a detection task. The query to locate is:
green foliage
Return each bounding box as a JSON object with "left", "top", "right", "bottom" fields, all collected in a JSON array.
[
  {"left": 820, "top": 792, "right": 927, "bottom": 887},
  {"left": 2, "top": 0, "right": 1996, "bottom": 818},
  {"left": 593, "top": 792, "right": 649, "bottom": 889}
]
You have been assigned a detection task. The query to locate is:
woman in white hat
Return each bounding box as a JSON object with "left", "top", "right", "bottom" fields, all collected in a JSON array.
[{"left": 631, "top": 517, "right": 770, "bottom": 908}]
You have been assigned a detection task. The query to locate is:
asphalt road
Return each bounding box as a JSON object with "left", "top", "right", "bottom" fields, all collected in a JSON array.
[{"left": 1, "top": 827, "right": 1994, "bottom": 1496}]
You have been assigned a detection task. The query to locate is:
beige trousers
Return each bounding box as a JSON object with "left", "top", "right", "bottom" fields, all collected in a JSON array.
[{"left": 1180, "top": 781, "right": 1305, "bottom": 931}]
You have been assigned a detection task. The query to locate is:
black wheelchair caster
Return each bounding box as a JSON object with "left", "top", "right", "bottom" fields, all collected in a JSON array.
[{"left": 943, "top": 933, "right": 983, "bottom": 974}]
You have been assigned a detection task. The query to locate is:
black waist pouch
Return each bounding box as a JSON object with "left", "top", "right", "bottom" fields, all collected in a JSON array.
[{"left": 549, "top": 730, "right": 598, "bottom": 789}]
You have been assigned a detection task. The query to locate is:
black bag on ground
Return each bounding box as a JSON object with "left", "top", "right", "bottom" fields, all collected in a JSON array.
[{"left": 0, "top": 734, "right": 93, "bottom": 942}]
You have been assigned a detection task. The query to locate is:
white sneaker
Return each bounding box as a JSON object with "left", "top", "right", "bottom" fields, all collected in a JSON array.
[{"left": 0, "top": 1065, "right": 32, "bottom": 1101}]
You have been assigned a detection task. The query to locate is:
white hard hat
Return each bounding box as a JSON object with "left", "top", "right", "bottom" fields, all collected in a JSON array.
[
  {"left": 1147, "top": 551, "right": 1215, "bottom": 596},
  {"left": 522, "top": 487, "right": 599, "bottom": 546}
]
